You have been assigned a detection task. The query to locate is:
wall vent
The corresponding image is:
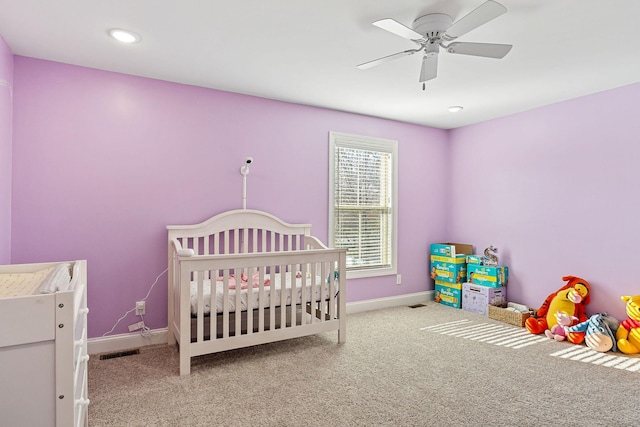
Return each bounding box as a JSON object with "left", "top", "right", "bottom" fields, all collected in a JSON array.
[
  {"left": 99, "top": 349, "right": 140, "bottom": 360},
  {"left": 408, "top": 303, "right": 427, "bottom": 309}
]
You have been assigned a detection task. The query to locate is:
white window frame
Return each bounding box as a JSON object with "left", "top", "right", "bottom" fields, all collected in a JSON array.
[{"left": 329, "top": 131, "right": 398, "bottom": 279}]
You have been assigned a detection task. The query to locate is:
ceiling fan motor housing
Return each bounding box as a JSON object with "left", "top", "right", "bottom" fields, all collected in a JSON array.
[
  {"left": 357, "top": 1, "right": 512, "bottom": 84},
  {"left": 411, "top": 13, "right": 453, "bottom": 39}
]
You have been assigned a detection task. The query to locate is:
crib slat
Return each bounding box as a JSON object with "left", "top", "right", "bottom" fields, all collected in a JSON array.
[
  {"left": 338, "top": 250, "right": 346, "bottom": 342},
  {"left": 256, "top": 267, "right": 264, "bottom": 332},
  {"left": 269, "top": 266, "right": 276, "bottom": 330},
  {"left": 322, "top": 267, "right": 328, "bottom": 321},
  {"left": 222, "top": 271, "right": 230, "bottom": 339},
  {"left": 224, "top": 230, "right": 230, "bottom": 254},
  {"left": 197, "top": 272, "right": 204, "bottom": 343},
  {"left": 321, "top": 261, "right": 328, "bottom": 322},
  {"left": 307, "top": 262, "right": 315, "bottom": 324},
  {"left": 292, "top": 265, "right": 298, "bottom": 327},
  {"left": 329, "top": 261, "right": 336, "bottom": 320},
  {"left": 252, "top": 229, "right": 258, "bottom": 253},
  {"left": 245, "top": 266, "right": 253, "bottom": 336},
  {"left": 312, "top": 262, "right": 320, "bottom": 324},
  {"left": 234, "top": 266, "right": 242, "bottom": 335},
  {"left": 202, "top": 238, "right": 212, "bottom": 281},
  {"left": 258, "top": 229, "right": 264, "bottom": 253},
  {"left": 289, "top": 267, "right": 297, "bottom": 328},
  {"left": 238, "top": 228, "right": 249, "bottom": 254},
  {"left": 209, "top": 269, "right": 216, "bottom": 340},
  {"left": 279, "top": 265, "right": 287, "bottom": 327},
  {"left": 299, "top": 263, "right": 306, "bottom": 325}
]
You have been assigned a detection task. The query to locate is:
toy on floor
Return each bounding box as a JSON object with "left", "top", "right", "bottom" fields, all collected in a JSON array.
[
  {"left": 567, "top": 313, "right": 619, "bottom": 352},
  {"left": 616, "top": 295, "right": 640, "bottom": 354},
  {"left": 545, "top": 311, "right": 578, "bottom": 341},
  {"left": 525, "top": 275, "right": 591, "bottom": 344}
]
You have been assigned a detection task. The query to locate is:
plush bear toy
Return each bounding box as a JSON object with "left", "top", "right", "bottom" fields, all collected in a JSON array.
[
  {"left": 525, "top": 275, "right": 591, "bottom": 344},
  {"left": 616, "top": 295, "right": 640, "bottom": 355}
]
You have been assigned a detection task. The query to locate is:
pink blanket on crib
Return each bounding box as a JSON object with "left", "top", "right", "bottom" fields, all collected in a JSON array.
[{"left": 217, "top": 272, "right": 271, "bottom": 290}]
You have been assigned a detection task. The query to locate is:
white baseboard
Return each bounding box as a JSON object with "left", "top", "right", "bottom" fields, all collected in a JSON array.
[
  {"left": 88, "top": 291, "right": 434, "bottom": 355},
  {"left": 346, "top": 291, "right": 433, "bottom": 314},
  {"left": 88, "top": 328, "right": 168, "bottom": 355}
]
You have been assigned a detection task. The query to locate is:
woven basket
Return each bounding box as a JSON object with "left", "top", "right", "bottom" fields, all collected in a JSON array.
[{"left": 488, "top": 304, "right": 534, "bottom": 327}]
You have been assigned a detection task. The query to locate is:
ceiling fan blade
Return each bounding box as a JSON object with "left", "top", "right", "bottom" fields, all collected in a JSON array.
[
  {"left": 357, "top": 49, "right": 420, "bottom": 70},
  {"left": 373, "top": 18, "right": 423, "bottom": 40},
  {"left": 444, "top": 0, "right": 507, "bottom": 40},
  {"left": 445, "top": 42, "right": 512, "bottom": 58},
  {"left": 419, "top": 53, "right": 438, "bottom": 82}
]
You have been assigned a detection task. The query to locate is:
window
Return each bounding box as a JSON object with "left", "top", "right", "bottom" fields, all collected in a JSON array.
[{"left": 329, "top": 132, "right": 398, "bottom": 279}]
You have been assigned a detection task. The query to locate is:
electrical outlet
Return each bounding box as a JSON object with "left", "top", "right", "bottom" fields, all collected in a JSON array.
[
  {"left": 396, "top": 274, "right": 402, "bottom": 285},
  {"left": 135, "top": 301, "right": 145, "bottom": 316},
  {"left": 128, "top": 321, "right": 145, "bottom": 332}
]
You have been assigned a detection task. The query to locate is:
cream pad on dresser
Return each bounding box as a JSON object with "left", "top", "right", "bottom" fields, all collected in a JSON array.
[{"left": 0, "top": 262, "right": 71, "bottom": 297}]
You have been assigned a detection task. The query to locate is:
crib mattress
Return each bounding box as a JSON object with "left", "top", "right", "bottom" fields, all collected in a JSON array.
[
  {"left": 190, "top": 273, "right": 337, "bottom": 315},
  {"left": 0, "top": 263, "right": 72, "bottom": 298}
]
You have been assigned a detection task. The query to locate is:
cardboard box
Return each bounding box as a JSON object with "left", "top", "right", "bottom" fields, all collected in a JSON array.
[
  {"left": 462, "top": 282, "right": 507, "bottom": 316},
  {"left": 431, "top": 254, "right": 467, "bottom": 264},
  {"left": 430, "top": 254, "right": 467, "bottom": 284},
  {"left": 466, "top": 255, "right": 484, "bottom": 265},
  {"left": 430, "top": 243, "right": 474, "bottom": 258},
  {"left": 434, "top": 281, "right": 462, "bottom": 309},
  {"left": 467, "top": 264, "right": 509, "bottom": 287}
]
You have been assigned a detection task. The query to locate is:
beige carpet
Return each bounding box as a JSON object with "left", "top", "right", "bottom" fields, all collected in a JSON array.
[{"left": 88, "top": 302, "right": 637, "bottom": 426}]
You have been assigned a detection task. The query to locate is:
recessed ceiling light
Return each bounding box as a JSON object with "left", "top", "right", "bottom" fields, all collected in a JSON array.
[
  {"left": 108, "top": 29, "right": 140, "bottom": 43},
  {"left": 448, "top": 106, "right": 463, "bottom": 113}
]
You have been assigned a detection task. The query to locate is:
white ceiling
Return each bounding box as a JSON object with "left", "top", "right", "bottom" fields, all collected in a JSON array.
[{"left": 1, "top": 0, "right": 639, "bottom": 129}]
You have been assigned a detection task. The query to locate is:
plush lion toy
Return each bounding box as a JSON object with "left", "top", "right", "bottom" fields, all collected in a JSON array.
[
  {"left": 616, "top": 295, "right": 640, "bottom": 354},
  {"left": 525, "top": 275, "right": 591, "bottom": 344}
]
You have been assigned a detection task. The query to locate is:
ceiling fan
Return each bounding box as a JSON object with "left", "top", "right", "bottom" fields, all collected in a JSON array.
[{"left": 357, "top": 0, "right": 512, "bottom": 88}]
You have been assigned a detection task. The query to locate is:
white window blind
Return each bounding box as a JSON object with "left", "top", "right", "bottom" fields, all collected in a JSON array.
[{"left": 329, "top": 132, "right": 398, "bottom": 279}]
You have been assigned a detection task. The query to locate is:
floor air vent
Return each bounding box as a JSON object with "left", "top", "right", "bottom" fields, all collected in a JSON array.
[
  {"left": 408, "top": 303, "right": 426, "bottom": 309},
  {"left": 99, "top": 349, "right": 140, "bottom": 360}
]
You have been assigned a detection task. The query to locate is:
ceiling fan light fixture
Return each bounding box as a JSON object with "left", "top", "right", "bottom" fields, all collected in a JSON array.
[
  {"left": 108, "top": 28, "right": 140, "bottom": 44},
  {"left": 448, "top": 106, "right": 464, "bottom": 113},
  {"left": 357, "top": 1, "right": 512, "bottom": 85}
]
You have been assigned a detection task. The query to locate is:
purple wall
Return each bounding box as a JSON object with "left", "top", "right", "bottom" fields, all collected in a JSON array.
[
  {"left": 0, "top": 36, "right": 12, "bottom": 264},
  {"left": 12, "top": 53, "right": 636, "bottom": 337},
  {"left": 11, "top": 56, "right": 449, "bottom": 338},
  {"left": 448, "top": 82, "right": 640, "bottom": 320}
]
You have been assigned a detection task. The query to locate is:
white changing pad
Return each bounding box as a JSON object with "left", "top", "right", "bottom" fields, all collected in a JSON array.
[
  {"left": 190, "top": 273, "right": 338, "bottom": 315},
  {"left": 0, "top": 263, "right": 72, "bottom": 298}
]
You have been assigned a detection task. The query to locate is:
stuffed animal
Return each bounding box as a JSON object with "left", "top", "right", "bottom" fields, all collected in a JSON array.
[
  {"left": 483, "top": 245, "right": 499, "bottom": 266},
  {"left": 525, "top": 275, "right": 591, "bottom": 344},
  {"left": 545, "top": 311, "right": 578, "bottom": 341},
  {"left": 567, "top": 313, "right": 619, "bottom": 352},
  {"left": 616, "top": 295, "right": 640, "bottom": 355}
]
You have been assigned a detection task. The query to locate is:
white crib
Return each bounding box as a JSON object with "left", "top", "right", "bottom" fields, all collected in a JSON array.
[
  {"left": 0, "top": 260, "right": 89, "bottom": 427},
  {"left": 167, "top": 209, "right": 347, "bottom": 375}
]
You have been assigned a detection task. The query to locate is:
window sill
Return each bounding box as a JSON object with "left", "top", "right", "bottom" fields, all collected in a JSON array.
[{"left": 346, "top": 267, "right": 397, "bottom": 280}]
